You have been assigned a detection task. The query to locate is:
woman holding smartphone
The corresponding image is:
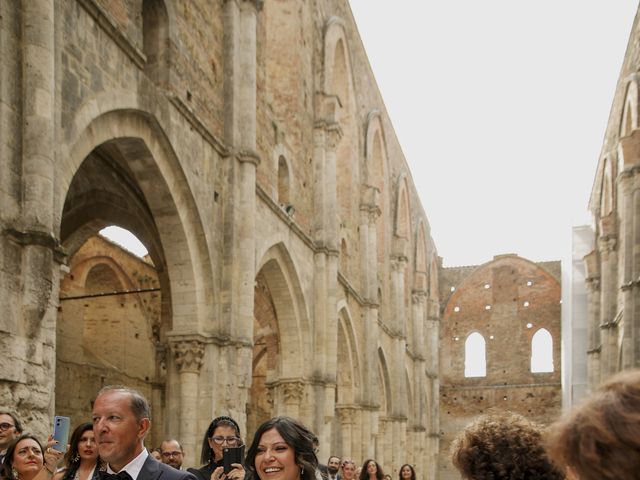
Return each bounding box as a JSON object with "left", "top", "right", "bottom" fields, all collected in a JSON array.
[
  {"left": 188, "top": 416, "right": 245, "bottom": 480},
  {"left": 52, "top": 423, "right": 101, "bottom": 480},
  {"left": 1, "top": 434, "right": 63, "bottom": 480}
]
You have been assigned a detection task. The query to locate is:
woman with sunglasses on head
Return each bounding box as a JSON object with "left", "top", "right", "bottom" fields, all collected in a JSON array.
[
  {"left": 51, "top": 423, "right": 101, "bottom": 480},
  {"left": 188, "top": 417, "right": 245, "bottom": 480}
]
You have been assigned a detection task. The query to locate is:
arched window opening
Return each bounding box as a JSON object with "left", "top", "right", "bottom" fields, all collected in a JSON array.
[
  {"left": 142, "top": 0, "right": 169, "bottom": 85},
  {"left": 464, "top": 332, "right": 486, "bottom": 378},
  {"left": 100, "top": 226, "right": 149, "bottom": 259},
  {"left": 278, "top": 156, "right": 290, "bottom": 206},
  {"left": 531, "top": 328, "right": 554, "bottom": 373}
]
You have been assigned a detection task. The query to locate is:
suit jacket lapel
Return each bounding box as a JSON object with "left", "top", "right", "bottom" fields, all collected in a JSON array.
[{"left": 138, "top": 456, "right": 162, "bottom": 480}]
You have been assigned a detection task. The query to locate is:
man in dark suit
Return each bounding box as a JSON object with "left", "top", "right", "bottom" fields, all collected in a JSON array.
[{"left": 92, "top": 385, "right": 195, "bottom": 480}]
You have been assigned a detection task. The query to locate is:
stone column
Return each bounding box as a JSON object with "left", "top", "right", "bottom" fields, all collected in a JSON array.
[
  {"left": 282, "top": 381, "right": 305, "bottom": 419},
  {"left": 583, "top": 249, "right": 601, "bottom": 390},
  {"left": 597, "top": 229, "right": 617, "bottom": 378},
  {"left": 425, "top": 297, "right": 440, "bottom": 480},
  {"left": 171, "top": 340, "right": 204, "bottom": 465},
  {"left": 220, "top": 0, "right": 262, "bottom": 421},
  {"left": 336, "top": 407, "right": 355, "bottom": 459},
  {"left": 312, "top": 94, "right": 342, "bottom": 444}
]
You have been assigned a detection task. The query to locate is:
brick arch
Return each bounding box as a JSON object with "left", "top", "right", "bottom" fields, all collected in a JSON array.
[
  {"left": 255, "top": 242, "right": 311, "bottom": 379},
  {"left": 61, "top": 108, "right": 215, "bottom": 333},
  {"left": 336, "top": 304, "right": 362, "bottom": 405}
]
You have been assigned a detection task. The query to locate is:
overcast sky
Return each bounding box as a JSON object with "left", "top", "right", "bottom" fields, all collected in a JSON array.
[{"left": 348, "top": 1, "right": 638, "bottom": 267}]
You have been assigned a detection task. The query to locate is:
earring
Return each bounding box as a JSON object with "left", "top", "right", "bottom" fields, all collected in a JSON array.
[
  {"left": 11, "top": 467, "right": 18, "bottom": 479},
  {"left": 300, "top": 467, "right": 304, "bottom": 477},
  {"left": 73, "top": 453, "right": 80, "bottom": 463}
]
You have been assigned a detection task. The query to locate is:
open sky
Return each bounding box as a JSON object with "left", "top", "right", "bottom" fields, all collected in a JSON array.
[{"left": 348, "top": 1, "right": 638, "bottom": 267}]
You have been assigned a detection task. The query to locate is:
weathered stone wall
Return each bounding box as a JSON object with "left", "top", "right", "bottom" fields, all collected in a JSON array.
[
  {"left": 585, "top": 6, "right": 640, "bottom": 390},
  {"left": 438, "top": 255, "right": 562, "bottom": 480},
  {"left": 1, "top": 0, "right": 440, "bottom": 477}
]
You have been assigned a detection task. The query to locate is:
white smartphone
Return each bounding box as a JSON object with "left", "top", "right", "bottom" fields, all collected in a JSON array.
[{"left": 52, "top": 416, "right": 71, "bottom": 452}]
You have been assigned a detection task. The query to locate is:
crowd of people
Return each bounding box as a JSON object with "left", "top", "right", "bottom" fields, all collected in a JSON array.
[{"left": 1, "top": 369, "right": 639, "bottom": 480}]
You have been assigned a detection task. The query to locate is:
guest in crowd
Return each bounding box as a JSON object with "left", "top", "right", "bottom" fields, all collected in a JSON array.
[
  {"left": 52, "top": 423, "right": 101, "bottom": 480},
  {"left": 340, "top": 461, "right": 356, "bottom": 480},
  {"left": 1, "top": 434, "right": 63, "bottom": 480},
  {"left": 150, "top": 449, "right": 162, "bottom": 462},
  {"left": 358, "top": 460, "right": 383, "bottom": 480},
  {"left": 353, "top": 467, "right": 361, "bottom": 479},
  {"left": 245, "top": 417, "right": 317, "bottom": 480},
  {"left": 160, "top": 440, "right": 184, "bottom": 470},
  {"left": 398, "top": 465, "right": 415, "bottom": 480},
  {"left": 188, "top": 417, "right": 245, "bottom": 480},
  {"left": 92, "top": 385, "right": 193, "bottom": 480},
  {"left": 547, "top": 369, "right": 640, "bottom": 480},
  {"left": 0, "top": 413, "right": 22, "bottom": 464},
  {"left": 451, "top": 411, "right": 563, "bottom": 480}
]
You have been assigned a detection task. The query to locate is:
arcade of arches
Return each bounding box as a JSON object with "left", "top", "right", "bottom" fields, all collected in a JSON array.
[{"left": 1, "top": 1, "right": 441, "bottom": 479}]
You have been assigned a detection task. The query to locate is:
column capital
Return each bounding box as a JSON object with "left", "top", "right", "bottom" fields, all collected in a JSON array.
[
  {"left": 335, "top": 406, "right": 356, "bottom": 425},
  {"left": 283, "top": 381, "right": 305, "bottom": 403},
  {"left": 412, "top": 290, "right": 427, "bottom": 305},
  {"left": 171, "top": 340, "right": 205, "bottom": 373},
  {"left": 224, "top": 0, "right": 263, "bottom": 10}
]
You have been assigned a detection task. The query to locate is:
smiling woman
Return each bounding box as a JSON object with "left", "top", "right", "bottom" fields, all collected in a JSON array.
[{"left": 245, "top": 418, "right": 317, "bottom": 480}]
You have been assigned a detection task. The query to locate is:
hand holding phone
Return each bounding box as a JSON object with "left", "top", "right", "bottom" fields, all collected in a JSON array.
[
  {"left": 52, "top": 416, "right": 71, "bottom": 453},
  {"left": 222, "top": 446, "right": 244, "bottom": 474}
]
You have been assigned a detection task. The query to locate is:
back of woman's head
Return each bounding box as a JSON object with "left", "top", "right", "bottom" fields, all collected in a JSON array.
[
  {"left": 547, "top": 369, "right": 640, "bottom": 480},
  {"left": 451, "top": 411, "right": 563, "bottom": 480}
]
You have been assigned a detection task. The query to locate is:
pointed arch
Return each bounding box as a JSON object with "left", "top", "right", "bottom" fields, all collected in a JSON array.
[
  {"left": 531, "top": 328, "right": 554, "bottom": 373},
  {"left": 62, "top": 106, "right": 216, "bottom": 334},
  {"left": 395, "top": 174, "right": 412, "bottom": 240},
  {"left": 621, "top": 78, "right": 638, "bottom": 137},
  {"left": 336, "top": 304, "right": 362, "bottom": 405},
  {"left": 464, "top": 332, "right": 486, "bottom": 377},
  {"left": 600, "top": 158, "right": 614, "bottom": 216},
  {"left": 377, "top": 347, "right": 392, "bottom": 414},
  {"left": 414, "top": 221, "right": 428, "bottom": 292},
  {"left": 255, "top": 242, "right": 311, "bottom": 378}
]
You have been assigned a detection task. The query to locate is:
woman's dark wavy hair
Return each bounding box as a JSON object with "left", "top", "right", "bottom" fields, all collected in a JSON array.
[
  {"left": 1, "top": 434, "right": 43, "bottom": 480},
  {"left": 397, "top": 464, "right": 415, "bottom": 480},
  {"left": 61, "top": 422, "right": 101, "bottom": 480},
  {"left": 199, "top": 416, "right": 242, "bottom": 465},
  {"left": 547, "top": 369, "right": 640, "bottom": 480},
  {"left": 245, "top": 417, "right": 317, "bottom": 480},
  {"left": 359, "top": 459, "right": 383, "bottom": 480},
  {"left": 451, "top": 411, "right": 563, "bottom": 480}
]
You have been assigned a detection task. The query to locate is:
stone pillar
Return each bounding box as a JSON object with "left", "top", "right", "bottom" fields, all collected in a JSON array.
[
  {"left": 220, "top": 0, "right": 262, "bottom": 422},
  {"left": 597, "top": 228, "right": 617, "bottom": 379},
  {"left": 282, "top": 381, "right": 305, "bottom": 419},
  {"left": 171, "top": 340, "right": 204, "bottom": 466},
  {"left": 583, "top": 249, "right": 601, "bottom": 390},
  {"left": 312, "top": 94, "right": 342, "bottom": 444},
  {"left": 425, "top": 297, "right": 440, "bottom": 480},
  {"left": 336, "top": 407, "right": 355, "bottom": 460}
]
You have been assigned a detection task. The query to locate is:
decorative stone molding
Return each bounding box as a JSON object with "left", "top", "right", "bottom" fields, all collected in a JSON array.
[
  {"left": 336, "top": 406, "right": 356, "bottom": 424},
  {"left": 598, "top": 236, "right": 617, "bottom": 254},
  {"left": 412, "top": 291, "right": 427, "bottom": 305},
  {"left": 283, "top": 382, "right": 305, "bottom": 403},
  {"left": 171, "top": 340, "right": 204, "bottom": 373}
]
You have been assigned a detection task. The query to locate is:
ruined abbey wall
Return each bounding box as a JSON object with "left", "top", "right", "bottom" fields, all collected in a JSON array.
[{"left": 0, "top": 1, "right": 439, "bottom": 477}]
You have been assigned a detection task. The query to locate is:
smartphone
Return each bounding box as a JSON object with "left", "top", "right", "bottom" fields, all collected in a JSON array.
[
  {"left": 52, "top": 416, "right": 71, "bottom": 453},
  {"left": 223, "top": 445, "right": 244, "bottom": 474}
]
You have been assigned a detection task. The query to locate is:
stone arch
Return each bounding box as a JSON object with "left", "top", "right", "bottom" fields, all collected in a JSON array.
[
  {"left": 324, "top": 17, "right": 359, "bottom": 226},
  {"left": 60, "top": 107, "right": 215, "bottom": 334},
  {"left": 336, "top": 304, "right": 361, "bottom": 405},
  {"left": 600, "top": 157, "right": 614, "bottom": 216},
  {"left": 414, "top": 221, "right": 428, "bottom": 292},
  {"left": 365, "top": 111, "right": 391, "bottom": 267},
  {"left": 395, "top": 174, "right": 412, "bottom": 241},
  {"left": 620, "top": 78, "right": 639, "bottom": 137},
  {"left": 377, "top": 346, "right": 392, "bottom": 415}
]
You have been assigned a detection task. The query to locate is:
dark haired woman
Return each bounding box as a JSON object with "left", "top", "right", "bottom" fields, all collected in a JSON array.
[
  {"left": 188, "top": 416, "right": 245, "bottom": 480},
  {"left": 245, "top": 416, "right": 317, "bottom": 480},
  {"left": 52, "top": 423, "right": 101, "bottom": 480},
  {"left": 358, "top": 460, "right": 383, "bottom": 480},
  {"left": 397, "top": 465, "right": 414, "bottom": 480},
  {"left": 1, "top": 434, "right": 63, "bottom": 480}
]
